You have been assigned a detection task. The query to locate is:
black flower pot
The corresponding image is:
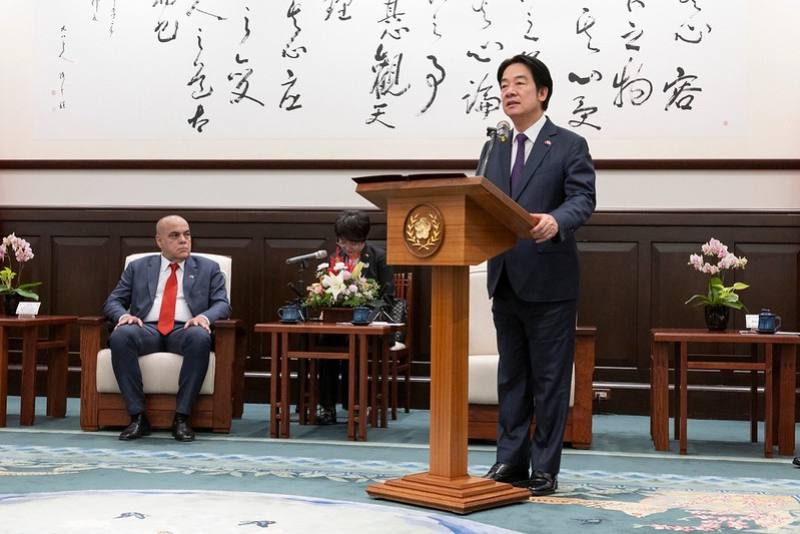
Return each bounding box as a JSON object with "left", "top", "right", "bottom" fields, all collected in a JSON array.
[
  {"left": 704, "top": 305, "right": 730, "bottom": 331},
  {"left": 3, "top": 294, "right": 22, "bottom": 316}
]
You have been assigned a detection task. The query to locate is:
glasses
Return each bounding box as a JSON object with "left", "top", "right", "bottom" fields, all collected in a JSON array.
[{"left": 337, "top": 239, "right": 365, "bottom": 249}]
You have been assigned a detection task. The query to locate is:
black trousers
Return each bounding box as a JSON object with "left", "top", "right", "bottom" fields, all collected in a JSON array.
[
  {"left": 109, "top": 322, "right": 211, "bottom": 417},
  {"left": 492, "top": 273, "right": 576, "bottom": 475}
]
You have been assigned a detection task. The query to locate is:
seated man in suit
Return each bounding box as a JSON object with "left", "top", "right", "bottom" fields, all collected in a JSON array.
[{"left": 103, "top": 215, "right": 231, "bottom": 442}]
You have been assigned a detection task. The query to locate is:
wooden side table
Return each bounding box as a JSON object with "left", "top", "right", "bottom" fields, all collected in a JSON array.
[
  {"left": 254, "top": 321, "right": 399, "bottom": 441},
  {"left": 650, "top": 328, "right": 799, "bottom": 457},
  {"left": 0, "top": 315, "right": 77, "bottom": 426}
]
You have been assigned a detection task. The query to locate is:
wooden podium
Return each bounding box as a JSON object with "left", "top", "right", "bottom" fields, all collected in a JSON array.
[{"left": 356, "top": 175, "right": 534, "bottom": 514}]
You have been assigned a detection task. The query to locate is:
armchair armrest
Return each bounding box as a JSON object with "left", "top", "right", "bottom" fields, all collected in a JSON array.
[
  {"left": 211, "top": 318, "right": 247, "bottom": 425},
  {"left": 79, "top": 316, "right": 107, "bottom": 431},
  {"left": 78, "top": 316, "right": 106, "bottom": 326}
]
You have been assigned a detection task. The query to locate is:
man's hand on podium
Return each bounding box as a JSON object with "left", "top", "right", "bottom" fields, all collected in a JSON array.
[{"left": 529, "top": 213, "right": 559, "bottom": 243}]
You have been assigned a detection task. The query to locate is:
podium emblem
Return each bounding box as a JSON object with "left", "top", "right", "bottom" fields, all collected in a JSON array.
[{"left": 404, "top": 204, "right": 444, "bottom": 258}]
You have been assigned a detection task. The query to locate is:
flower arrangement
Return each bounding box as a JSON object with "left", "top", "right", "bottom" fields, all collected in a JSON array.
[
  {"left": 684, "top": 238, "right": 748, "bottom": 311},
  {"left": 0, "top": 233, "right": 41, "bottom": 300},
  {"left": 305, "top": 260, "right": 380, "bottom": 309}
]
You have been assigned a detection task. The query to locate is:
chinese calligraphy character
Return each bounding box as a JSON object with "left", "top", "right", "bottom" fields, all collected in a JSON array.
[
  {"left": 472, "top": 0, "right": 492, "bottom": 30},
  {"left": 370, "top": 44, "right": 410, "bottom": 99},
  {"left": 568, "top": 70, "right": 602, "bottom": 85},
  {"left": 576, "top": 7, "right": 599, "bottom": 54},
  {"left": 379, "top": 0, "right": 409, "bottom": 40},
  {"left": 188, "top": 31, "right": 213, "bottom": 100},
  {"left": 621, "top": 20, "right": 643, "bottom": 51},
  {"left": 279, "top": 69, "right": 303, "bottom": 111},
  {"left": 569, "top": 96, "right": 601, "bottom": 130},
  {"left": 419, "top": 55, "right": 446, "bottom": 115},
  {"left": 462, "top": 72, "right": 500, "bottom": 118},
  {"left": 612, "top": 57, "right": 653, "bottom": 107},
  {"left": 663, "top": 67, "right": 701, "bottom": 110},
  {"left": 187, "top": 105, "right": 209, "bottom": 132},
  {"left": 324, "top": 0, "right": 353, "bottom": 21},
  {"left": 366, "top": 103, "right": 395, "bottom": 128},
  {"left": 674, "top": 22, "right": 711, "bottom": 44}
]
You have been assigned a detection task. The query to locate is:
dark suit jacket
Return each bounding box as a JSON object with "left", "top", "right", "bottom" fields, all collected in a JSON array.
[
  {"left": 479, "top": 117, "right": 596, "bottom": 302},
  {"left": 335, "top": 243, "right": 394, "bottom": 303},
  {"left": 103, "top": 254, "right": 231, "bottom": 326}
]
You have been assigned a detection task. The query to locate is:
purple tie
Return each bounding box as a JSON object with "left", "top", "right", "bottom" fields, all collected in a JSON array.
[{"left": 510, "top": 133, "right": 528, "bottom": 196}]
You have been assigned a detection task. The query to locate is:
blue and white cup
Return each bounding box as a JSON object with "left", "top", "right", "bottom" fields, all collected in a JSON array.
[
  {"left": 757, "top": 308, "right": 781, "bottom": 334},
  {"left": 278, "top": 304, "right": 303, "bottom": 323}
]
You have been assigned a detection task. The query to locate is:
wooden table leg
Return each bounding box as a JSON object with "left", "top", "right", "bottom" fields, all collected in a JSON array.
[
  {"left": 369, "top": 336, "right": 378, "bottom": 428},
  {"left": 778, "top": 345, "right": 796, "bottom": 456},
  {"left": 763, "top": 344, "right": 773, "bottom": 458},
  {"left": 269, "top": 332, "right": 279, "bottom": 438},
  {"left": 358, "top": 333, "right": 368, "bottom": 441},
  {"left": 650, "top": 339, "right": 669, "bottom": 451},
  {"left": 750, "top": 343, "right": 758, "bottom": 443},
  {"left": 20, "top": 326, "right": 38, "bottom": 426},
  {"left": 347, "top": 334, "right": 356, "bottom": 440},
  {"left": 280, "top": 332, "right": 290, "bottom": 438},
  {"left": 0, "top": 327, "right": 7, "bottom": 427},
  {"left": 380, "top": 335, "right": 389, "bottom": 428},
  {"left": 46, "top": 324, "right": 69, "bottom": 418},
  {"left": 673, "top": 341, "right": 680, "bottom": 442},
  {"left": 679, "top": 341, "right": 688, "bottom": 455}
]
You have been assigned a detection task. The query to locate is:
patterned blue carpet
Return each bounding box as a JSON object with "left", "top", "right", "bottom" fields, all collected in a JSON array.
[{"left": 1, "top": 398, "right": 799, "bottom": 533}]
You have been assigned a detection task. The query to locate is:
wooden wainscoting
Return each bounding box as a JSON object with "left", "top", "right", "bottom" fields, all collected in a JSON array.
[{"left": 0, "top": 208, "right": 797, "bottom": 419}]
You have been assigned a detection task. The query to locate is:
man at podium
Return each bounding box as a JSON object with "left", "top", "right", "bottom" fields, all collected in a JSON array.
[{"left": 479, "top": 55, "right": 596, "bottom": 496}]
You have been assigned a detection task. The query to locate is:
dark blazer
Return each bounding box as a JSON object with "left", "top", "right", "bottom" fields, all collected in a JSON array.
[
  {"left": 103, "top": 254, "right": 231, "bottom": 325},
  {"left": 479, "top": 117, "right": 596, "bottom": 302},
  {"left": 335, "top": 243, "right": 394, "bottom": 302}
]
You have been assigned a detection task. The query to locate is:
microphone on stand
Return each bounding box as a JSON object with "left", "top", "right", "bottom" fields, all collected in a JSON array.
[
  {"left": 476, "top": 120, "right": 511, "bottom": 176},
  {"left": 285, "top": 249, "right": 328, "bottom": 265}
]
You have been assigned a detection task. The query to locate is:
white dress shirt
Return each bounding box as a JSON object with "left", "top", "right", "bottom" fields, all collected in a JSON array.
[
  {"left": 143, "top": 255, "right": 193, "bottom": 324},
  {"left": 510, "top": 113, "right": 547, "bottom": 169}
]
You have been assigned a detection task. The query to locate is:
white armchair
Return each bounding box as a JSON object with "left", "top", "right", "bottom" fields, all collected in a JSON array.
[
  {"left": 80, "top": 253, "right": 245, "bottom": 433},
  {"left": 467, "top": 262, "right": 596, "bottom": 448}
]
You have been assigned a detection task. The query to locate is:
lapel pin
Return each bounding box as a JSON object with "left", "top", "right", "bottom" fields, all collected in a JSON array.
[{"left": 544, "top": 140, "right": 552, "bottom": 146}]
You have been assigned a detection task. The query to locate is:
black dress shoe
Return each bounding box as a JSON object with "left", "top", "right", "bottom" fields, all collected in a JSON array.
[
  {"left": 119, "top": 413, "right": 151, "bottom": 441},
  {"left": 171, "top": 413, "right": 196, "bottom": 442},
  {"left": 793, "top": 457, "right": 800, "bottom": 467},
  {"left": 527, "top": 471, "right": 557, "bottom": 496},
  {"left": 484, "top": 462, "right": 529, "bottom": 484},
  {"left": 317, "top": 406, "right": 337, "bottom": 425}
]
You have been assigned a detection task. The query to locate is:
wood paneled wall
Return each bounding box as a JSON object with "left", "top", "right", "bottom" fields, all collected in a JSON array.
[{"left": 1, "top": 208, "right": 798, "bottom": 419}]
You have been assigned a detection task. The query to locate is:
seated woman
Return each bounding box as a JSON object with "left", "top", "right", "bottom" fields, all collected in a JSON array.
[{"left": 317, "top": 210, "right": 393, "bottom": 424}]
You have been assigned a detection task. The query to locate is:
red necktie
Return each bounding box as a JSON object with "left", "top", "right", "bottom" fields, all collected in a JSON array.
[{"left": 157, "top": 262, "right": 179, "bottom": 335}]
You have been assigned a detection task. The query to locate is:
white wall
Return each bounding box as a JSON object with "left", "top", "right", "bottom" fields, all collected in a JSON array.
[{"left": 0, "top": 169, "right": 797, "bottom": 211}]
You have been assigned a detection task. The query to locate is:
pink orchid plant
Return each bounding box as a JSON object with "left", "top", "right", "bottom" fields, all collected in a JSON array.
[
  {"left": 685, "top": 238, "right": 748, "bottom": 310},
  {"left": 0, "top": 233, "right": 42, "bottom": 300},
  {"left": 305, "top": 260, "right": 379, "bottom": 308}
]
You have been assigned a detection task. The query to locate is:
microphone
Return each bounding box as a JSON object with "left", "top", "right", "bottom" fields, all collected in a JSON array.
[
  {"left": 495, "top": 120, "right": 510, "bottom": 143},
  {"left": 285, "top": 249, "right": 327, "bottom": 265},
  {"left": 477, "top": 120, "right": 511, "bottom": 176}
]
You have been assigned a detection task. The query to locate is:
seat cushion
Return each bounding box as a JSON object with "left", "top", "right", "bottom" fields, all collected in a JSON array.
[
  {"left": 96, "top": 349, "right": 215, "bottom": 395},
  {"left": 468, "top": 354, "right": 575, "bottom": 407}
]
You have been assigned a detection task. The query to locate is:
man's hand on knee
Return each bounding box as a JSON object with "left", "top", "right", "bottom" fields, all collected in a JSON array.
[
  {"left": 184, "top": 315, "right": 211, "bottom": 333},
  {"left": 116, "top": 314, "right": 143, "bottom": 328}
]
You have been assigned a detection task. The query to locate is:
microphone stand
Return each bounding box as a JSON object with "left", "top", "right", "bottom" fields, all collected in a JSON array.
[
  {"left": 476, "top": 126, "right": 500, "bottom": 177},
  {"left": 285, "top": 259, "right": 311, "bottom": 321}
]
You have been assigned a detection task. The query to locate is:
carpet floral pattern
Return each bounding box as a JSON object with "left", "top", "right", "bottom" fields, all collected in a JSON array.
[{"left": 2, "top": 444, "right": 800, "bottom": 532}]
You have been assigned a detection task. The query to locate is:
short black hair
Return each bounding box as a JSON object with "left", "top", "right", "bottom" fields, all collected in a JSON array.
[
  {"left": 334, "top": 210, "right": 370, "bottom": 242},
  {"left": 496, "top": 54, "right": 553, "bottom": 111}
]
